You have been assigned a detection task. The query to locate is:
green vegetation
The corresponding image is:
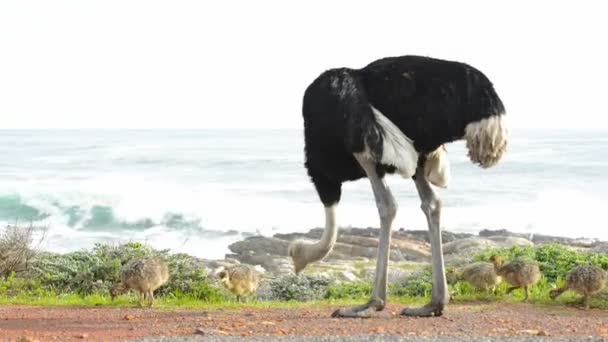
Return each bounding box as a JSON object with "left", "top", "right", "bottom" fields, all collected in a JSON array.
[
  {"left": 267, "top": 273, "right": 332, "bottom": 301},
  {"left": 1, "top": 241, "right": 223, "bottom": 303},
  {"left": 390, "top": 269, "right": 433, "bottom": 297},
  {"left": 452, "top": 244, "right": 608, "bottom": 308},
  {"left": 474, "top": 243, "right": 608, "bottom": 282},
  {"left": 0, "top": 235, "right": 607, "bottom": 310},
  {"left": 325, "top": 281, "right": 372, "bottom": 300}
]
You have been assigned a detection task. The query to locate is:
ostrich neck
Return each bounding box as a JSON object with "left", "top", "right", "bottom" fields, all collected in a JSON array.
[{"left": 310, "top": 205, "right": 338, "bottom": 258}]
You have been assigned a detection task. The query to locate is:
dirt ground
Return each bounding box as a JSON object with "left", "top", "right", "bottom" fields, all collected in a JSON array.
[{"left": 1, "top": 302, "right": 608, "bottom": 341}]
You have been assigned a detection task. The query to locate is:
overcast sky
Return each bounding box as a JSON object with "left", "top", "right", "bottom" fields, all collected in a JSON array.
[{"left": 1, "top": 1, "right": 606, "bottom": 129}]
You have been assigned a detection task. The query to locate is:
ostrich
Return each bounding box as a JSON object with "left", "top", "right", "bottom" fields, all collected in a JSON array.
[
  {"left": 451, "top": 262, "right": 502, "bottom": 294},
  {"left": 550, "top": 265, "right": 607, "bottom": 309},
  {"left": 490, "top": 255, "right": 541, "bottom": 301},
  {"left": 110, "top": 258, "right": 170, "bottom": 307},
  {"left": 288, "top": 55, "right": 507, "bottom": 318},
  {"left": 217, "top": 264, "right": 261, "bottom": 302}
]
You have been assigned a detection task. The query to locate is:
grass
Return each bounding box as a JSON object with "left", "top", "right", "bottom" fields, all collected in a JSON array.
[
  {"left": 0, "top": 292, "right": 426, "bottom": 310},
  {"left": 3, "top": 278, "right": 607, "bottom": 311},
  {"left": 2, "top": 291, "right": 607, "bottom": 313},
  {"left": 450, "top": 281, "right": 608, "bottom": 310}
]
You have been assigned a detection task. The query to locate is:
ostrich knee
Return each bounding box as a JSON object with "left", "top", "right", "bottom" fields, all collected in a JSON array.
[
  {"left": 420, "top": 197, "right": 441, "bottom": 224},
  {"left": 378, "top": 200, "right": 397, "bottom": 224}
]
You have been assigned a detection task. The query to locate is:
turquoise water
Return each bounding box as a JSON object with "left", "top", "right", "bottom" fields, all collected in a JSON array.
[{"left": 1, "top": 129, "right": 607, "bottom": 258}]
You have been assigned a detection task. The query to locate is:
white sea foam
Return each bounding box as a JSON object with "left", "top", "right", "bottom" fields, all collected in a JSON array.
[{"left": 1, "top": 129, "right": 607, "bottom": 259}]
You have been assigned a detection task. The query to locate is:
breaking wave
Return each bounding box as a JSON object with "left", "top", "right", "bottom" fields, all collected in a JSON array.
[{"left": 1, "top": 129, "right": 608, "bottom": 258}]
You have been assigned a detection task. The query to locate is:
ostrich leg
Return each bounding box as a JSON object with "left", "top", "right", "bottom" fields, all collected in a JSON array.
[
  {"left": 138, "top": 291, "right": 145, "bottom": 307},
  {"left": 402, "top": 163, "right": 449, "bottom": 317},
  {"left": 332, "top": 154, "right": 397, "bottom": 318}
]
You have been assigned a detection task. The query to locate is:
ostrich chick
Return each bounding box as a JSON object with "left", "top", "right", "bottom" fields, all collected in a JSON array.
[
  {"left": 111, "top": 258, "right": 169, "bottom": 307},
  {"left": 457, "top": 262, "right": 502, "bottom": 294},
  {"left": 550, "top": 265, "right": 607, "bottom": 309},
  {"left": 217, "top": 265, "right": 260, "bottom": 302},
  {"left": 490, "top": 255, "right": 540, "bottom": 301}
]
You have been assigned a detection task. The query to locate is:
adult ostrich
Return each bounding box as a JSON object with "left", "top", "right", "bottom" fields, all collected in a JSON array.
[{"left": 288, "top": 55, "right": 507, "bottom": 318}]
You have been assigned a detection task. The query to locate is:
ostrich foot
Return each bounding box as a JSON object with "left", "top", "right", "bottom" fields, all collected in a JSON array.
[
  {"left": 401, "top": 303, "right": 444, "bottom": 317},
  {"left": 331, "top": 298, "right": 384, "bottom": 318}
]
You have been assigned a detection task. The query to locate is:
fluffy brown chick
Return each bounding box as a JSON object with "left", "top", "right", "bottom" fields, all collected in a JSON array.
[
  {"left": 490, "top": 255, "right": 541, "bottom": 301},
  {"left": 111, "top": 258, "right": 169, "bottom": 307},
  {"left": 217, "top": 264, "right": 260, "bottom": 302},
  {"left": 550, "top": 265, "right": 607, "bottom": 309},
  {"left": 459, "top": 262, "right": 502, "bottom": 293}
]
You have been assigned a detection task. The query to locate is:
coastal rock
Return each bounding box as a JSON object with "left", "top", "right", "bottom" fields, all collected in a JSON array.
[
  {"left": 226, "top": 251, "right": 285, "bottom": 272},
  {"left": 443, "top": 236, "right": 533, "bottom": 265},
  {"left": 361, "top": 267, "right": 420, "bottom": 283},
  {"left": 226, "top": 226, "right": 602, "bottom": 277},
  {"left": 479, "top": 229, "right": 600, "bottom": 248},
  {"left": 329, "top": 242, "right": 407, "bottom": 261},
  {"left": 444, "top": 236, "right": 533, "bottom": 254},
  {"left": 592, "top": 242, "right": 608, "bottom": 254},
  {"left": 391, "top": 239, "right": 431, "bottom": 260},
  {"left": 396, "top": 229, "right": 474, "bottom": 243},
  {"left": 339, "top": 271, "right": 358, "bottom": 282},
  {"left": 230, "top": 229, "right": 431, "bottom": 268},
  {"left": 228, "top": 236, "right": 289, "bottom": 257},
  {"left": 478, "top": 229, "right": 530, "bottom": 240},
  {"left": 486, "top": 235, "right": 535, "bottom": 248},
  {"left": 201, "top": 259, "right": 240, "bottom": 271}
]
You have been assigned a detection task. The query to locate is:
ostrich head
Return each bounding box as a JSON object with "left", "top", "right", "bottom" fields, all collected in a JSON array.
[
  {"left": 288, "top": 240, "right": 309, "bottom": 274},
  {"left": 549, "top": 287, "right": 562, "bottom": 300},
  {"left": 216, "top": 268, "right": 232, "bottom": 287},
  {"left": 288, "top": 239, "right": 332, "bottom": 274}
]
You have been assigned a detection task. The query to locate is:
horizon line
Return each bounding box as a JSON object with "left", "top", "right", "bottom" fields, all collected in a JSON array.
[{"left": 1, "top": 127, "right": 608, "bottom": 131}]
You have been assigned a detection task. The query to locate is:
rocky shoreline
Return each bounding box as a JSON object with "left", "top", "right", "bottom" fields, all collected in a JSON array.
[{"left": 207, "top": 227, "right": 607, "bottom": 283}]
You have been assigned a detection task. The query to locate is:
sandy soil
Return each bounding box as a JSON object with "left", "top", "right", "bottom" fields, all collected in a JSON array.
[{"left": 1, "top": 302, "right": 608, "bottom": 341}]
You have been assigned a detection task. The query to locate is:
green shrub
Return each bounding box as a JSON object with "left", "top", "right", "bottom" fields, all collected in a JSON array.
[
  {"left": 18, "top": 242, "right": 221, "bottom": 300},
  {"left": 390, "top": 270, "right": 433, "bottom": 297},
  {"left": 533, "top": 244, "right": 608, "bottom": 282},
  {"left": 475, "top": 243, "right": 608, "bottom": 282},
  {"left": 0, "top": 272, "right": 47, "bottom": 297},
  {"left": 24, "top": 242, "right": 159, "bottom": 295},
  {"left": 474, "top": 244, "right": 535, "bottom": 263},
  {"left": 324, "top": 281, "right": 372, "bottom": 300},
  {"left": 268, "top": 274, "right": 331, "bottom": 301},
  {"left": 157, "top": 253, "right": 222, "bottom": 301}
]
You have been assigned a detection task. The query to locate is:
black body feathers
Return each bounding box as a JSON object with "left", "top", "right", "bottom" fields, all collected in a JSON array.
[{"left": 302, "top": 55, "right": 505, "bottom": 206}]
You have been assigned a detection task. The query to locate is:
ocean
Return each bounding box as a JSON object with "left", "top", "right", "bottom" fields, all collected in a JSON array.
[{"left": 1, "top": 129, "right": 607, "bottom": 259}]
